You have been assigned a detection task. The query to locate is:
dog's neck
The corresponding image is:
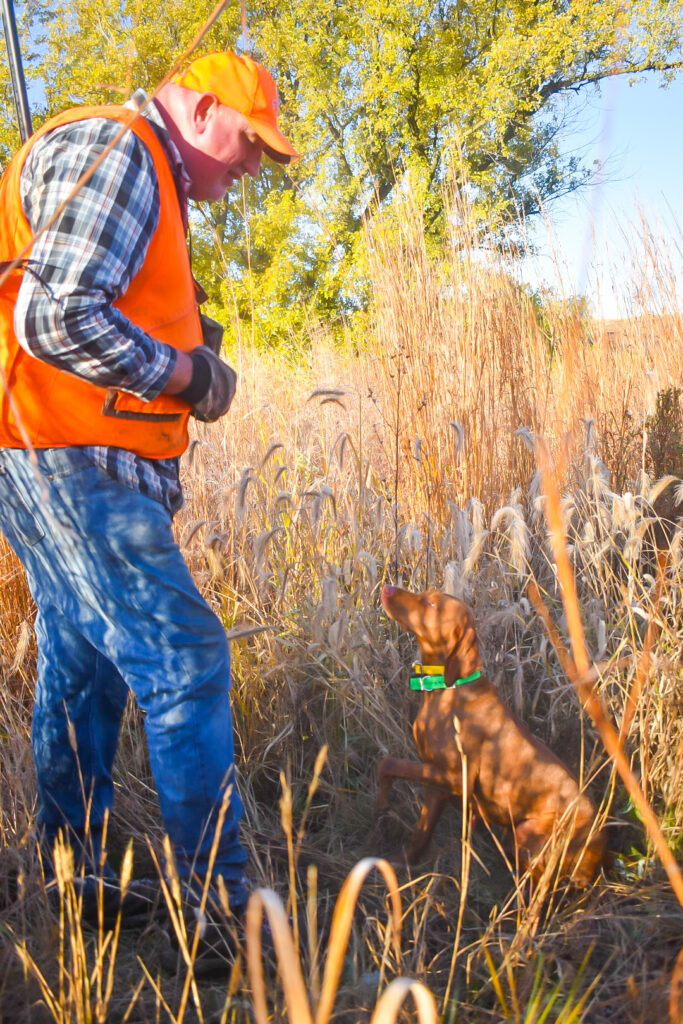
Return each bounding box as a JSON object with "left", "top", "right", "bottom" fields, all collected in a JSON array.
[
  {"left": 416, "top": 644, "right": 482, "bottom": 686},
  {"left": 449, "top": 648, "right": 483, "bottom": 683}
]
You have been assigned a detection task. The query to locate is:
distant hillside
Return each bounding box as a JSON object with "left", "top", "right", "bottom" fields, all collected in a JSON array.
[{"left": 593, "top": 313, "right": 681, "bottom": 345}]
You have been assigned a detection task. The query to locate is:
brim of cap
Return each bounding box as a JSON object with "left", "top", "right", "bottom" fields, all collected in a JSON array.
[{"left": 247, "top": 116, "right": 300, "bottom": 164}]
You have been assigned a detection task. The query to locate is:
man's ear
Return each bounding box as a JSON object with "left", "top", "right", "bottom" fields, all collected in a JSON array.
[{"left": 192, "top": 92, "right": 219, "bottom": 134}]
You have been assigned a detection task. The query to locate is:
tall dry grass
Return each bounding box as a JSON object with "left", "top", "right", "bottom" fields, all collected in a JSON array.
[
  {"left": 365, "top": 181, "right": 683, "bottom": 521},
  {"left": 1, "top": 189, "right": 683, "bottom": 1021}
]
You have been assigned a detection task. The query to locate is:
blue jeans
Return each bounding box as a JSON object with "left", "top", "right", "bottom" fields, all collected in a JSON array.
[{"left": 0, "top": 446, "right": 246, "bottom": 904}]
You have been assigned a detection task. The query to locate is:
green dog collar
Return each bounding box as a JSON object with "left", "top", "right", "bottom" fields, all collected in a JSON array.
[{"left": 409, "top": 663, "right": 482, "bottom": 691}]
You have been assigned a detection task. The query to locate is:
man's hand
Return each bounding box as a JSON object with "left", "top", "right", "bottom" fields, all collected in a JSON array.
[
  {"left": 187, "top": 346, "right": 237, "bottom": 422},
  {"left": 167, "top": 346, "right": 237, "bottom": 422}
]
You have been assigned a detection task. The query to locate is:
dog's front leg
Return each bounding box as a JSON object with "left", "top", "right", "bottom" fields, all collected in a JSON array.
[
  {"left": 376, "top": 757, "right": 467, "bottom": 796},
  {"left": 407, "top": 786, "right": 449, "bottom": 862},
  {"left": 374, "top": 754, "right": 469, "bottom": 856},
  {"left": 374, "top": 756, "right": 399, "bottom": 812}
]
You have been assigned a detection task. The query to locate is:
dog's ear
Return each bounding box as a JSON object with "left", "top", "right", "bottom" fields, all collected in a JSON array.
[{"left": 444, "top": 611, "right": 481, "bottom": 685}]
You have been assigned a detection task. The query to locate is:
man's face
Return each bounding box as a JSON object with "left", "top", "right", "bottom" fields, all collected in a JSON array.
[{"left": 186, "top": 98, "right": 264, "bottom": 201}]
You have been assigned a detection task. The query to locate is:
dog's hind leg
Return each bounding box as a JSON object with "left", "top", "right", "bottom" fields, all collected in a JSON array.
[
  {"left": 406, "top": 786, "right": 449, "bottom": 862},
  {"left": 563, "top": 824, "right": 607, "bottom": 886}
]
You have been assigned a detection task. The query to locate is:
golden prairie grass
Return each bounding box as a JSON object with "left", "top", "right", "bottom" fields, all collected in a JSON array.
[{"left": 1, "top": 191, "right": 683, "bottom": 1022}]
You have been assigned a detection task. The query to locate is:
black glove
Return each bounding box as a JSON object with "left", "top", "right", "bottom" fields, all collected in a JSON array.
[{"left": 177, "top": 346, "right": 237, "bottom": 423}]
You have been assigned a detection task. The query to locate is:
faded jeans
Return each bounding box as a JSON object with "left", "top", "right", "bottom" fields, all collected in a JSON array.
[{"left": 0, "top": 446, "right": 247, "bottom": 905}]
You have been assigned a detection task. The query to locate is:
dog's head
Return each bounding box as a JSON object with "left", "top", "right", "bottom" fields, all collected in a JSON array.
[{"left": 382, "top": 585, "right": 482, "bottom": 684}]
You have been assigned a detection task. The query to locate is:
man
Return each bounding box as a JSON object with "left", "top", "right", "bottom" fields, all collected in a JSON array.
[{"left": 0, "top": 51, "right": 299, "bottom": 943}]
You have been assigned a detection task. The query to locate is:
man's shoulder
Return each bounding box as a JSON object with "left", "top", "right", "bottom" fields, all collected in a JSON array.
[
  {"left": 22, "top": 110, "right": 160, "bottom": 192},
  {"left": 31, "top": 111, "right": 154, "bottom": 158}
]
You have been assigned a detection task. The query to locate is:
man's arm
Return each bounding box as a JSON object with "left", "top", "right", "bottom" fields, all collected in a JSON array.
[{"left": 16, "top": 116, "right": 191, "bottom": 399}]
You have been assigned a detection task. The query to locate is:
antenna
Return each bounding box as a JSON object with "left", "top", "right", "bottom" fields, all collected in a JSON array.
[{"left": 1, "top": 0, "right": 32, "bottom": 143}]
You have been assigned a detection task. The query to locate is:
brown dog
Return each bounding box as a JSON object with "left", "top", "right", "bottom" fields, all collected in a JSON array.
[{"left": 376, "top": 585, "right": 606, "bottom": 885}]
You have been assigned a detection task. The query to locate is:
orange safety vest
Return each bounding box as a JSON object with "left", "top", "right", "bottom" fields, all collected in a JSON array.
[{"left": 0, "top": 105, "right": 202, "bottom": 458}]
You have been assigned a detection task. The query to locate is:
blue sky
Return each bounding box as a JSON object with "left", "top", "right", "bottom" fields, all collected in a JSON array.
[{"left": 521, "top": 73, "right": 683, "bottom": 318}]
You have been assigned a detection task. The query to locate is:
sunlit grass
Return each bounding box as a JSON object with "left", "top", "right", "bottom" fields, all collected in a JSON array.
[{"left": 1, "top": 190, "right": 682, "bottom": 1021}]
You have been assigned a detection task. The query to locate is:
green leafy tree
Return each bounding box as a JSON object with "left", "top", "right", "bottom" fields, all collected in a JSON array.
[{"left": 2, "top": 0, "right": 682, "bottom": 344}]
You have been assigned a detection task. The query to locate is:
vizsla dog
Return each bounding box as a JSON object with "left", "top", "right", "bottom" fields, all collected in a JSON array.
[{"left": 376, "top": 586, "right": 606, "bottom": 885}]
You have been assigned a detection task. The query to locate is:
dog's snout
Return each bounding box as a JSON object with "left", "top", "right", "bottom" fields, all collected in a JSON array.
[{"left": 381, "top": 584, "right": 401, "bottom": 612}]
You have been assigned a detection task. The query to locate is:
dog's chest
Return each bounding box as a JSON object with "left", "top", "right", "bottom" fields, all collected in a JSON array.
[{"left": 412, "top": 693, "right": 467, "bottom": 768}]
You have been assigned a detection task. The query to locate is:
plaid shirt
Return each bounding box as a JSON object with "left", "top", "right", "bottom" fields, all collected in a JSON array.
[{"left": 16, "top": 96, "right": 192, "bottom": 515}]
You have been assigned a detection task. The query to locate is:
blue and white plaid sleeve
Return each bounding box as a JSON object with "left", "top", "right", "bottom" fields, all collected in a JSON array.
[{"left": 15, "top": 117, "right": 177, "bottom": 399}]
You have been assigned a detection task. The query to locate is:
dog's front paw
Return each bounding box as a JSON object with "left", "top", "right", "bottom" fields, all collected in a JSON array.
[
  {"left": 369, "top": 808, "right": 408, "bottom": 859},
  {"left": 405, "top": 842, "right": 423, "bottom": 864},
  {"left": 373, "top": 793, "right": 389, "bottom": 815}
]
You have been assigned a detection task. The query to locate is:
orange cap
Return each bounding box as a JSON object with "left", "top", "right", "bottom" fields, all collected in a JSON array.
[{"left": 174, "top": 51, "right": 299, "bottom": 164}]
